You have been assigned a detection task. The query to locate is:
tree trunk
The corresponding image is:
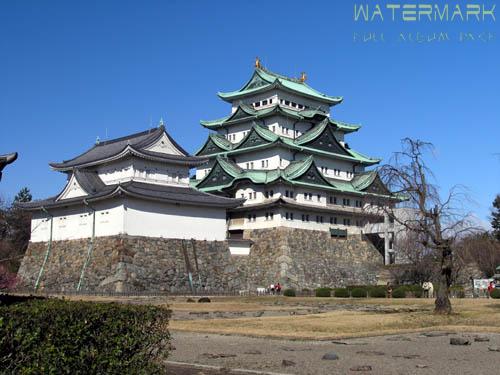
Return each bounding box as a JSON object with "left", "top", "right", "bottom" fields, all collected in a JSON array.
[{"left": 435, "top": 247, "right": 453, "bottom": 314}]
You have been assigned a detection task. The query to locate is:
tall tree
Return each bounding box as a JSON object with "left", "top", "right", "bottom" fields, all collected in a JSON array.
[
  {"left": 13, "top": 187, "right": 32, "bottom": 203},
  {"left": 0, "top": 188, "right": 32, "bottom": 278},
  {"left": 492, "top": 195, "right": 500, "bottom": 241},
  {"left": 380, "top": 139, "right": 475, "bottom": 315}
]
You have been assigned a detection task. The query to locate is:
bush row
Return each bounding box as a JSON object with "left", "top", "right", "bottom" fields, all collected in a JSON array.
[
  {"left": 0, "top": 297, "right": 171, "bottom": 374},
  {"left": 282, "top": 284, "right": 472, "bottom": 298}
]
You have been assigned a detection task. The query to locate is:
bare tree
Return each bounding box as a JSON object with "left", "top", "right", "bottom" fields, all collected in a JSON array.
[
  {"left": 390, "top": 231, "right": 438, "bottom": 284},
  {"left": 379, "top": 138, "right": 475, "bottom": 314},
  {"left": 455, "top": 232, "right": 500, "bottom": 278}
]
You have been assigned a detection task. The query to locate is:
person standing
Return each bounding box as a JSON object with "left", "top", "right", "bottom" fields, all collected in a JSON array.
[
  {"left": 386, "top": 282, "right": 393, "bottom": 298},
  {"left": 276, "top": 282, "right": 281, "bottom": 295},
  {"left": 488, "top": 281, "right": 495, "bottom": 298}
]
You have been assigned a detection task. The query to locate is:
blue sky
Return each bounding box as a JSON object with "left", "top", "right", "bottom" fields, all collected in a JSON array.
[{"left": 0, "top": 0, "right": 498, "bottom": 226}]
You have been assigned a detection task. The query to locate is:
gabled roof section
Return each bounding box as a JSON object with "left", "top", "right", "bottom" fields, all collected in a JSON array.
[
  {"left": 284, "top": 156, "right": 334, "bottom": 188},
  {"left": 295, "top": 119, "right": 351, "bottom": 156},
  {"left": 295, "top": 120, "right": 380, "bottom": 164},
  {"left": 218, "top": 67, "right": 343, "bottom": 106},
  {"left": 196, "top": 156, "right": 334, "bottom": 192},
  {"left": 329, "top": 119, "right": 361, "bottom": 133},
  {"left": 50, "top": 125, "right": 207, "bottom": 171},
  {"left": 196, "top": 133, "right": 233, "bottom": 156},
  {"left": 235, "top": 123, "right": 278, "bottom": 150}
]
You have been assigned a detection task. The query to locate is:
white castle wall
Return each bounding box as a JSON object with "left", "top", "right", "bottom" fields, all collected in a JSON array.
[
  {"left": 30, "top": 201, "right": 125, "bottom": 243},
  {"left": 29, "top": 197, "right": 229, "bottom": 243},
  {"left": 124, "top": 198, "right": 227, "bottom": 241}
]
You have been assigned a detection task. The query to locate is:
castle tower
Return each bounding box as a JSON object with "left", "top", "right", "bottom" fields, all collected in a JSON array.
[{"left": 193, "top": 62, "right": 398, "bottom": 263}]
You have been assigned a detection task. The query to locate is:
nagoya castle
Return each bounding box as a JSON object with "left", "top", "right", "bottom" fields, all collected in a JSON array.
[
  {"left": 193, "top": 58, "right": 397, "bottom": 265},
  {"left": 17, "top": 59, "right": 397, "bottom": 293}
]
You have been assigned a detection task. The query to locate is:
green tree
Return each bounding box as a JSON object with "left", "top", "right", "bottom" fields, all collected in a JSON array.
[
  {"left": 13, "top": 187, "right": 32, "bottom": 203},
  {"left": 492, "top": 195, "right": 500, "bottom": 241}
]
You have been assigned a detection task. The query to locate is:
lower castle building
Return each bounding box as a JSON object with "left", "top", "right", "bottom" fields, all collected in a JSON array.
[{"left": 17, "top": 62, "right": 399, "bottom": 293}]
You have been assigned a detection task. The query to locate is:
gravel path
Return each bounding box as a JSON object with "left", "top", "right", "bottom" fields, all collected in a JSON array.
[{"left": 169, "top": 331, "right": 500, "bottom": 375}]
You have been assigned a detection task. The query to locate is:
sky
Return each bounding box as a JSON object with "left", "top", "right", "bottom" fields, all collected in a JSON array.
[{"left": 0, "top": 0, "right": 498, "bottom": 227}]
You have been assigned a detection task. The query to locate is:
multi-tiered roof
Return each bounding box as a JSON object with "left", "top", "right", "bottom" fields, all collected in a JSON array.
[{"left": 193, "top": 63, "right": 393, "bottom": 203}]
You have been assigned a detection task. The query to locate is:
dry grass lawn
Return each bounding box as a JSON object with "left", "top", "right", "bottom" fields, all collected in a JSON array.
[{"left": 168, "top": 297, "right": 500, "bottom": 340}]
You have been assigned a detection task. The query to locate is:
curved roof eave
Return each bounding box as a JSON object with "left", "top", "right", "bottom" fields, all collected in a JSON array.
[{"left": 51, "top": 145, "right": 207, "bottom": 171}]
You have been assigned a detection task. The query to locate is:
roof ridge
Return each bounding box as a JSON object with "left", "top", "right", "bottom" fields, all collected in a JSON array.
[
  {"left": 256, "top": 67, "right": 304, "bottom": 84},
  {"left": 97, "top": 126, "right": 162, "bottom": 147}
]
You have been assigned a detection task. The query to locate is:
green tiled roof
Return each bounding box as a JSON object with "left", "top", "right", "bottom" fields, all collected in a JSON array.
[
  {"left": 195, "top": 156, "right": 394, "bottom": 199},
  {"left": 217, "top": 67, "right": 343, "bottom": 105},
  {"left": 200, "top": 103, "right": 360, "bottom": 133},
  {"left": 196, "top": 123, "right": 380, "bottom": 166},
  {"left": 201, "top": 103, "right": 307, "bottom": 129}
]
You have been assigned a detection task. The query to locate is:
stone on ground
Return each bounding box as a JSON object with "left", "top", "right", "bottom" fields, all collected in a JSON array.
[
  {"left": 450, "top": 337, "right": 470, "bottom": 346},
  {"left": 322, "top": 352, "right": 339, "bottom": 360}
]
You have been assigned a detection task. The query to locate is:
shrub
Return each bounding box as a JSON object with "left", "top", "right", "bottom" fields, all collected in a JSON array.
[
  {"left": 392, "top": 287, "right": 406, "bottom": 298},
  {"left": 334, "top": 288, "right": 349, "bottom": 298},
  {"left": 450, "top": 285, "right": 465, "bottom": 298},
  {"left": 283, "top": 288, "right": 296, "bottom": 297},
  {"left": 406, "top": 284, "right": 423, "bottom": 298},
  {"left": 351, "top": 288, "right": 367, "bottom": 298},
  {"left": 368, "top": 287, "right": 386, "bottom": 298},
  {"left": 0, "top": 297, "right": 171, "bottom": 374},
  {"left": 490, "top": 289, "right": 500, "bottom": 299},
  {"left": 315, "top": 287, "right": 332, "bottom": 297}
]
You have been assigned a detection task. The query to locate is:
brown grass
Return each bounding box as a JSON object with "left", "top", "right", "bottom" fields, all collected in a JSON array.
[{"left": 168, "top": 297, "right": 500, "bottom": 340}]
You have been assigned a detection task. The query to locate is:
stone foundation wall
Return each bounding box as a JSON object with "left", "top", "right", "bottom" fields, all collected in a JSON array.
[
  {"left": 18, "top": 228, "right": 383, "bottom": 292},
  {"left": 242, "top": 228, "right": 383, "bottom": 289}
]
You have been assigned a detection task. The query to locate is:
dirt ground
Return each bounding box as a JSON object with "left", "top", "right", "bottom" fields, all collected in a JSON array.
[
  {"left": 57, "top": 294, "right": 500, "bottom": 374},
  {"left": 164, "top": 296, "right": 500, "bottom": 374},
  {"left": 168, "top": 331, "right": 500, "bottom": 375}
]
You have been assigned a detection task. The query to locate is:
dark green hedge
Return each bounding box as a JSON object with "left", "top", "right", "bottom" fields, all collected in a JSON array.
[
  {"left": 393, "top": 287, "right": 406, "bottom": 298},
  {"left": 315, "top": 287, "right": 332, "bottom": 297},
  {"left": 283, "top": 288, "right": 296, "bottom": 297},
  {"left": 0, "top": 298, "right": 171, "bottom": 374},
  {"left": 351, "top": 288, "right": 367, "bottom": 298},
  {"left": 368, "top": 286, "right": 386, "bottom": 298},
  {"left": 334, "top": 288, "right": 349, "bottom": 298},
  {"left": 491, "top": 289, "right": 500, "bottom": 299}
]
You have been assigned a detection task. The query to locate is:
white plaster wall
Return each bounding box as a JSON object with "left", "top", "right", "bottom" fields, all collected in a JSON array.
[
  {"left": 233, "top": 89, "right": 331, "bottom": 114},
  {"left": 305, "top": 155, "right": 355, "bottom": 181},
  {"left": 229, "top": 207, "right": 362, "bottom": 234},
  {"left": 29, "top": 200, "right": 125, "bottom": 243},
  {"left": 97, "top": 157, "right": 190, "bottom": 186},
  {"left": 216, "top": 122, "right": 255, "bottom": 144},
  {"left": 234, "top": 148, "right": 293, "bottom": 170},
  {"left": 123, "top": 198, "right": 227, "bottom": 241},
  {"left": 195, "top": 166, "right": 212, "bottom": 180}
]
